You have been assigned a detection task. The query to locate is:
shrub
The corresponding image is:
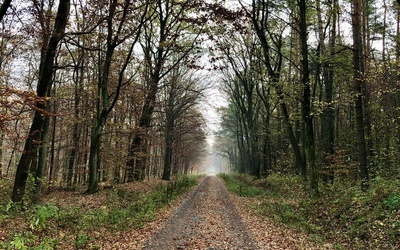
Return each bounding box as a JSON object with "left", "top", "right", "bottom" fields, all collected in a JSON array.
[
  {"left": 383, "top": 195, "right": 400, "bottom": 211},
  {"left": 29, "top": 204, "right": 59, "bottom": 231},
  {"left": 218, "top": 173, "right": 262, "bottom": 197},
  {"left": 74, "top": 233, "right": 88, "bottom": 249}
]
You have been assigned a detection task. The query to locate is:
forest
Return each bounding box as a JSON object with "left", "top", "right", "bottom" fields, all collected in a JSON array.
[{"left": 0, "top": 0, "right": 400, "bottom": 249}]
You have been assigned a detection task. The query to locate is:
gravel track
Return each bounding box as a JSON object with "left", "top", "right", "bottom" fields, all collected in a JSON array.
[{"left": 142, "top": 176, "right": 259, "bottom": 250}]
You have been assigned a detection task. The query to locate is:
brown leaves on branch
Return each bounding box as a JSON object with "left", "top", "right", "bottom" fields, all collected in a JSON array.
[{"left": 0, "top": 85, "right": 56, "bottom": 133}]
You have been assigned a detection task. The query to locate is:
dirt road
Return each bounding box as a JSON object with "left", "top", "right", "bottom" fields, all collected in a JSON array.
[{"left": 143, "top": 176, "right": 258, "bottom": 249}]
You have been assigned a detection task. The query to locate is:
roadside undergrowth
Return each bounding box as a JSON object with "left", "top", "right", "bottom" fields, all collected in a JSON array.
[
  {"left": 219, "top": 172, "right": 400, "bottom": 249},
  {"left": 0, "top": 175, "right": 199, "bottom": 249},
  {"left": 218, "top": 173, "right": 262, "bottom": 197}
]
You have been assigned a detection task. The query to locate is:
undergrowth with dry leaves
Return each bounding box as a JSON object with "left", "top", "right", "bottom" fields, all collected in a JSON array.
[
  {"left": 0, "top": 175, "right": 199, "bottom": 249},
  {"left": 220, "top": 173, "right": 400, "bottom": 249}
]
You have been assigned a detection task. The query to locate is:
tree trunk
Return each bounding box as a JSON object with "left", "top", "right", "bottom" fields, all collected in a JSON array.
[
  {"left": 86, "top": 115, "right": 106, "bottom": 193},
  {"left": 318, "top": 0, "right": 336, "bottom": 183},
  {"left": 250, "top": 0, "right": 306, "bottom": 178},
  {"left": 67, "top": 57, "right": 84, "bottom": 188},
  {"left": 352, "top": 0, "right": 369, "bottom": 191},
  {"left": 0, "top": 132, "right": 3, "bottom": 177},
  {"left": 127, "top": 76, "right": 159, "bottom": 181},
  {"left": 48, "top": 101, "right": 57, "bottom": 184},
  {"left": 280, "top": 98, "right": 306, "bottom": 177},
  {"left": 162, "top": 123, "right": 173, "bottom": 180},
  {"left": 33, "top": 112, "right": 50, "bottom": 203},
  {"left": 11, "top": 0, "right": 71, "bottom": 202},
  {"left": 298, "top": 0, "right": 318, "bottom": 197},
  {"left": 0, "top": 0, "right": 12, "bottom": 22},
  {"left": 85, "top": 42, "right": 114, "bottom": 193}
]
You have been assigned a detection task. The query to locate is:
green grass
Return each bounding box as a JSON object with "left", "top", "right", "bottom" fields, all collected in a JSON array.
[
  {"left": 70, "top": 175, "right": 198, "bottom": 232},
  {"left": 0, "top": 175, "right": 200, "bottom": 249},
  {"left": 218, "top": 172, "right": 400, "bottom": 249},
  {"left": 218, "top": 173, "right": 263, "bottom": 197}
]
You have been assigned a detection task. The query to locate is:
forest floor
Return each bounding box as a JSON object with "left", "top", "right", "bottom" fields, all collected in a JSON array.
[
  {"left": 0, "top": 175, "right": 324, "bottom": 249},
  {"left": 1, "top": 173, "right": 399, "bottom": 249},
  {"left": 143, "top": 175, "right": 320, "bottom": 249},
  {"left": 143, "top": 175, "right": 258, "bottom": 249}
]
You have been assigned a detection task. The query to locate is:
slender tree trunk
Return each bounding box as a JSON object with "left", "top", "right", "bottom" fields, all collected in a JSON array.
[
  {"left": 162, "top": 123, "right": 173, "bottom": 180},
  {"left": 317, "top": 0, "right": 336, "bottom": 183},
  {"left": 48, "top": 102, "right": 57, "bottom": 184},
  {"left": 352, "top": 0, "right": 369, "bottom": 191},
  {"left": 162, "top": 86, "right": 175, "bottom": 180},
  {"left": 33, "top": 112, "right": 50, "bottom": 203},
  {"left": 67, "top": 58, "right": 84, "bottom": 188},
  {"left": 11, "top": 0, "right": 71, "bottom": 202},
  {"left": 0, "top": 132, "right": 4, "bottom": 177},
  {"left": 250, "top": 0, "right": 306, "bottom": 178},
  {"left": 280, "top": 98, "right": 305, "bottom": 177},
  {"left": 326, "top": 0, "right": 338, "bottom": 182},
  {"left": 128, "top": 76, "right": 159, "bottom": 181},
  {"left": 361, "top": 0, "right": 374, "bottom": 178},
  {"left": 299, "top": 0, "right": 318, "bottom": 197},
  {"left": 86, "top": 42, "right": 114, "bottom": 193}
]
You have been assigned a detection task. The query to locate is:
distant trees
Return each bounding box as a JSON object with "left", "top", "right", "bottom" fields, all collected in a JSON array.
[
  {"left": 125, "top": 0, "right": 204, "bottom": 181},
  {"left": 216, "top": 0, "right": 400, "bottom": 195},
  {"left": 219, "top": 34, "right": 271, "bottom": 178},
  {"left": 84, "top": 0, "right": 149, "bottom": 194},
  {"left": 161, "top": 68, "right": 207, "bottom": 180},
  {"left": 2, "top": 0, "right": 208, "bottom": 204},
  {"left": 4, "top": 0, "right": 400, "bottom": 202}
]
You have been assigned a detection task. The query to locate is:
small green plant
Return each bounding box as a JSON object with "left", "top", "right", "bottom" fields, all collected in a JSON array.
[
  {"left": 383, "top": 195, "right": 400, "bottom": 211},
  {"left": 29, "top": 203, "right": 59, "bottom": 231},
  {"left": 29, "top": 204, "right": 58, "bottom": 231},
  {"left": 0, "top": 201, "right": 20, "bottom": 222},
  {"left": 58, "top": 207, "right": 80, "bottom": 229},
  {"left": 74, "top": 233, "right": 89, "bottom": 249},
  {"left": 218, "top": 173, "right": 262, "bottom": 197},
  {"left": 34, "top": 237, "right": 60, "bottom": 250},
  {"left": 10, "top": 233, "right": 29, "bottom": 250}
]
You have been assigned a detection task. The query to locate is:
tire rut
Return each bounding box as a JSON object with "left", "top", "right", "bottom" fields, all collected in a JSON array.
[{"left": 142, "top": 176, "right": 259, "bottom": 250}]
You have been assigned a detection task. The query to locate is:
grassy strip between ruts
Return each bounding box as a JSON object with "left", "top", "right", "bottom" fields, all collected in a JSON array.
[
  {"left": 0, "top": 175, "right": 200, "bottom": 249},
  {"left": 219, "top": 172, "right": 400, "bottom": 250}
]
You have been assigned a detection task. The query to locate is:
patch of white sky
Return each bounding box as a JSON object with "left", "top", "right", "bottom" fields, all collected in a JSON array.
[
  {"left": 3, "top": 0, "right": 45, "bottom": 91},
  {"left": 197, "top": 0, "right": 253, "bottom": 148},
  {"left": 196, "top": 60, "right": 227, "bottom": 148}
]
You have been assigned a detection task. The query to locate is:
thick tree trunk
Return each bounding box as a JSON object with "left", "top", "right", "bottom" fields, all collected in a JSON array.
[
  {"left": 0, "top": 0, "right": 11, "bottom": 22},
  {"left": 11, "top": 0, "right": 70, "bottom": 202},
  {"left": 86, "top": 115, "right": 106, "bottom": 194}
]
